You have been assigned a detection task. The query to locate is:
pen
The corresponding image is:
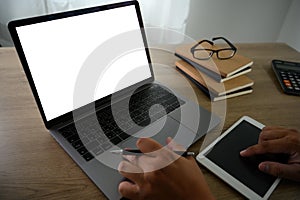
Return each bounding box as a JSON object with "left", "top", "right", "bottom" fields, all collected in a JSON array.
[{"left": 110, "top": 149, "right": 195, "bottom": 157}]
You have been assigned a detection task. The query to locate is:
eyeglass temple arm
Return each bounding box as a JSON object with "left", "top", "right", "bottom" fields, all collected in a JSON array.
[{"left": 212, "top": 37, "right": 237, "bottom": 50}]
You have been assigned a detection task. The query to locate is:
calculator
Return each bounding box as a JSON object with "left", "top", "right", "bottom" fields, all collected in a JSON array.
[{"left": 272, "top": 59, "right": 300, "bottom": 96}]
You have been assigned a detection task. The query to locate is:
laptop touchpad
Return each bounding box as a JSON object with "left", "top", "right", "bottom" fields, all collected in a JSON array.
[{"left": 121, "top": 116, "right": 197, "bottom": 149}]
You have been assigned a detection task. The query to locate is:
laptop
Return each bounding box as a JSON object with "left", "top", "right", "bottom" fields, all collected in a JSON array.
[{"left": 9, "top": 1, "right": 220, "bottom": 199}]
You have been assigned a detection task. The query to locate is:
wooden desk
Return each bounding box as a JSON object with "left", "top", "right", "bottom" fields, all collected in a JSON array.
[{"left": 0, "top": 43, "right": 299, "bottom": 199}]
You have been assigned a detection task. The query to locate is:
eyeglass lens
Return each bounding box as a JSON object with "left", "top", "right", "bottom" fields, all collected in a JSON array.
[
  {"left": 217, "top": 49, "right": 235, "bottom": 59},
  {"left": 193, "top": 49, "right": 214, "bottom": 60}
]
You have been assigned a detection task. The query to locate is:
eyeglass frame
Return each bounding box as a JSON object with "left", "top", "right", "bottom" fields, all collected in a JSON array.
[{"left": 190, "top": 37, "right": 237, "bottom": 60}]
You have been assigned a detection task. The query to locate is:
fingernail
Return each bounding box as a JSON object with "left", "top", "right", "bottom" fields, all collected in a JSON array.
[
  {"left": 240, "top": 150, "right": 246, "bottom": 156},
  {"left": 260, "top": 163, "right": 269, "bottom": 172}
]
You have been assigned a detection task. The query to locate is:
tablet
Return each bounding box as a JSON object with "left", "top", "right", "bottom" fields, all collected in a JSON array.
[{"left": 196, "top": 116, "right": 281, "bottom": 200}]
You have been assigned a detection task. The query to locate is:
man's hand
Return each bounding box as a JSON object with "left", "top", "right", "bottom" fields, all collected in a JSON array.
[
  {"left": 240, "top": 127, "right": 300, "bottom": 181},
  {"left": 118, "top": 137, "right": 214, "bottom": 200}
]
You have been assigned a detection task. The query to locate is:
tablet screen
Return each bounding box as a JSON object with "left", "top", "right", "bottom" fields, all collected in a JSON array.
[{"left": 206, "top": 120, "right": 276, "bottom": 197}]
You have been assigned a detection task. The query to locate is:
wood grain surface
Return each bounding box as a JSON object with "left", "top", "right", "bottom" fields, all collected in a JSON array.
[{"left": 0, "top": 43, "right": 299, "bottom": 199}]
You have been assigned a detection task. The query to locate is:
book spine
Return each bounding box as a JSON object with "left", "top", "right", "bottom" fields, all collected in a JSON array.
[{"left": 175, "top": 53, "right": 223, "bottom": 82}]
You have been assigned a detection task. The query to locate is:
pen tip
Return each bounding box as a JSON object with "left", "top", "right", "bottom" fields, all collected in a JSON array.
[{"left": 110, "top": 149, "right": 123, "bottom": 154}]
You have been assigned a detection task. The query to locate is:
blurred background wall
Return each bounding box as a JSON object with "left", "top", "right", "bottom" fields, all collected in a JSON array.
[{"left": 0, "top": 0, "right": 299, "bottom": 51}]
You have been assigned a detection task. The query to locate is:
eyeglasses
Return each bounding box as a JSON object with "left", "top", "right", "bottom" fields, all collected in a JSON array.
[{"left": 190, "top": 37, "right": 237, "bottom": 60}]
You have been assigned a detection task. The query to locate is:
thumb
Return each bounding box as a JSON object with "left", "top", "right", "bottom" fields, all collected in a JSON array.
[
  {"left": 259, "top": 162, "right": 300, "bottom": 181},
  {"left": 119, "top": 181, "right": 140, "bottom": 200}
]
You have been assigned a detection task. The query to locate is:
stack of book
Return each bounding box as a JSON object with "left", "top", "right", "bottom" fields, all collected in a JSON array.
[{"left": 175, "top": 43, "right": 254, "bottom": 101}]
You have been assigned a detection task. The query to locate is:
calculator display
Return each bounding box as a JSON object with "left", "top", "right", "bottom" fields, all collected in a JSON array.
[{"left": 276, "top": 64, "right": 300, "bottom": 72}]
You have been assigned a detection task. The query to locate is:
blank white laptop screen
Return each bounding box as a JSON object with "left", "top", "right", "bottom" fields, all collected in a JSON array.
[{"left": 15, "top": 5, "right": 152, "bottom": 121}]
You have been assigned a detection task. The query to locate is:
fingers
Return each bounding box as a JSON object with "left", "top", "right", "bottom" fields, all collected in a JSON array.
[
  {"left": 136, "top": 137, "right": 163, "bottom": 154},
  {"left": 241, "top": 127, "right": 295, "bottom": 157},
  {"left": 118, "top": 156, "right": 144, "bottom": 199},
  {"left": 166, "top": 137, "right": 195, "bottom": 161},
  {"left": 135, "top": 137, "right": 189, "bottom": 172},
  {"left": 137, "top": 138, "right": 177, "bottom": 171},
  {"left": 166, "top": 137, "right": 186, "bottom": 152},
  {"left": 118, "top": 160, "right": 144, "bottom": 183},
  {"left": 119, "top": 181, "right": 140, "bottom": 199},
  {"left": 136, "top": 137, "right": 188, "bottom": 157},
  {"left": 258, "top": 162, "right": 300, "bottom": 181},
  {"left": 122, "top": 137, "right": 193, "bottom": 173},
  {"left": 258, "top": 127, "right": 289, "bottom": 143},
  {"left": 240, "top": 139, "right": 290, "bottom": 157},
  {"left": 120, "top": 138, "right": 170, "bottom": 173},
  {"left": 240, "top": 144, "right": 264, "bottom": 157}
]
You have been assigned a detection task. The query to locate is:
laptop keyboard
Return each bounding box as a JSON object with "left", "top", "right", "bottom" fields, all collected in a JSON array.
[{"left": 59, "top": 84, "right": 185, "bottom": 162}]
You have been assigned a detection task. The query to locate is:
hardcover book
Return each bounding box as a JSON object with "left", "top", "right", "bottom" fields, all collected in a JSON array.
[{"left": 176, "top": 60, "right": 254, "bottom": 101}]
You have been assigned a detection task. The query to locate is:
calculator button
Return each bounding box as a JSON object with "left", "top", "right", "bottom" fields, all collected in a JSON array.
[
  {"left": 295, "top": 87, "right": 300, "bottom": 91},
  {"left": 284, "top": 80, "right": 291, "bottom": 86},
  {"left": 287, "top": 87, "right": 293, "bottom": 90},
  {"left": 284, "top": 81, "right": 292, "bottom": 87}
]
